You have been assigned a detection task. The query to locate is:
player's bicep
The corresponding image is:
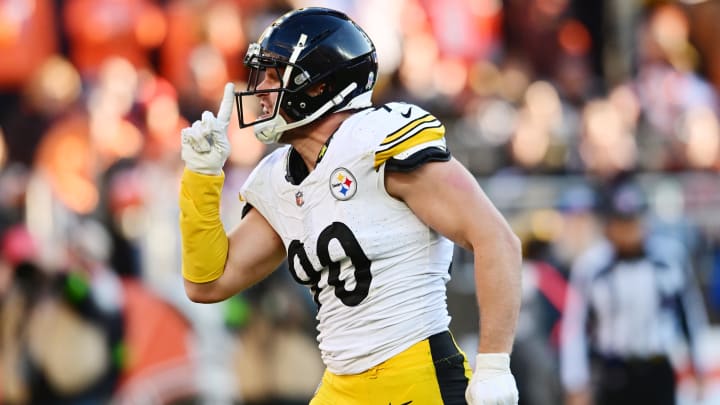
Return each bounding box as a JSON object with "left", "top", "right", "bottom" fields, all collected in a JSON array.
[
  {"left": 385, "top": 158, "right": 514, "bottom": 251},
  {"left": 383, "top": 146, "right": 451, "bottom": 172},
  {"left": 184, "top": 207, "right": 286, "bottom": 303},
  {"left": 226, "top": 206, "right": 286, "bottom": 277}
]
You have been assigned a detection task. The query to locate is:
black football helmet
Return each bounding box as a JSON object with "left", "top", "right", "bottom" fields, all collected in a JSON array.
[{"left": 235, "top": 7, "right": 378, "bottom": 143}]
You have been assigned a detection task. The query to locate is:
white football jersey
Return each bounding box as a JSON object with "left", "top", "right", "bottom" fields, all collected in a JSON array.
[{"left": 240, "top": 103, "right": 455, "bottom": 374}]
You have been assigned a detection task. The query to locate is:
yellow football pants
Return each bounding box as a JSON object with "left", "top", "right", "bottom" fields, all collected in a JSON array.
[{"left": 310, "top": 331, "right": 472, "bottom": 405}]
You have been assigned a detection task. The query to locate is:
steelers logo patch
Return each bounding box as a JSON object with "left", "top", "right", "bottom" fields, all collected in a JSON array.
[{"left": 329, "top": 168, "right": 357, "bottom": 201}]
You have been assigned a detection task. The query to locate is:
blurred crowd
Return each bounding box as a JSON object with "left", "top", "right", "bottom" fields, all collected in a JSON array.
[{"left": 1, "top": 0, "right": 720, "bottom": 404}]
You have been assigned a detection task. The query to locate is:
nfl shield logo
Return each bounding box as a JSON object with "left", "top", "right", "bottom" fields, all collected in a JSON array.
[{"left": 295, "top": 191, "right": 304, "bottom": 207}]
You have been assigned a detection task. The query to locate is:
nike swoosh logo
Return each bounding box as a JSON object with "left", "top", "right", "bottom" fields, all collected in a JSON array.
[
  {"left": 400, "top": 107, "right": 412, "bottom": 118},
  {"left": 388, "top": 402, "right": 413, "bottom": 405}
]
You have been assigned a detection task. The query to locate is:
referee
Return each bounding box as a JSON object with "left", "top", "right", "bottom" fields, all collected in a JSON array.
[{"left": 559, "top": 179, "right": 708, "bottom": 405}]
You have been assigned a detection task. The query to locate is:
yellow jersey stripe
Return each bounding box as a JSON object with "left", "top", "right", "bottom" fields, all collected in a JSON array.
[
  {"left": 374, "top": 125, "right": 445, "bottom": 169},
  {"left": 377, "top": 120, "right": 443, "bottom": 153},
  {"left": 379, "top": 114, "right": 437, "bottom": 146}
]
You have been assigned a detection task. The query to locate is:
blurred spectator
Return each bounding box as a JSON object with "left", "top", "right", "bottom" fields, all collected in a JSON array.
[
  {"left": 0, "top": 0, "right": 58, "bottom": 90},
  {"left": 232, "top": 268, "right": 324, "bottom": 405},
  {"left": 97, "top": 159, "right": 145, "bottom": 279},
  {"left": 511, "top": 237, "right": 567, "bottom": 405},
  {"left": 113, "top": 278, "right": 197, "bottom": 405},
  {"left": 0, "top": 224, "right": 37, "bottom": 300},
  {"left": 632, "top": 3, "right": 720, "bottom": 172},
  {"left": 1, "top": 54, "right": 82, "bottom": 167},
  {"left": 560, "top": 177, "right": 709, "bottom": 405},
  {"left": 62, "top": 0, "right": 166, "bottom": 79},
  {"left": 685, "top": 0, "right": 720, "bottom": 92},
  {"left": 0, "top": 221, "right": 124, "bottom": 405},
  {"left": 552, "top": 182, "right": 602, "bottom": 270},
  {"left": 579, "top": 98, "right": 638, "bottom": 179}
]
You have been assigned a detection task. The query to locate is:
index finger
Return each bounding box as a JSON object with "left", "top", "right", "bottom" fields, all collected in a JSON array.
[{"left": 217, "top": 82, "right": 235, "bottom": 123}]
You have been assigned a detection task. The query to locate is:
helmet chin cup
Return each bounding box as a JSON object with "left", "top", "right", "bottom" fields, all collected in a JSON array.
[
  {"left": 253, "top": 82, "right": 360, "bottom": 144},
  {"left": 254, "top": 114, "right": 288, "bottom": 144}
]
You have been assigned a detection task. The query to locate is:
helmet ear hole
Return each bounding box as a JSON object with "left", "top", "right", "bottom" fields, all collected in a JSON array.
[{"left": 306, "top": 82, "right": 327, "bottom": 97}]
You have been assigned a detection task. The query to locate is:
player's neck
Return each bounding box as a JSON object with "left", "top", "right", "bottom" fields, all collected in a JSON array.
[{"left": 285, "top": 111, "right": 353, "bottom": 171}]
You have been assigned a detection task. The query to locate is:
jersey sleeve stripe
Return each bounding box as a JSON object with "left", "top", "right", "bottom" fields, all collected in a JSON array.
[
  {"left": 376, "top": 120, "right": 444, "bottom": 153},
  {"left": 393, "top": 139, "right": 447, "bottom": 160},
  {"left": 374, "top": 124, "right": 446, "bottom": 169},
  {"left": 379, "top": 114, "right": 437, "bottom": 146}
]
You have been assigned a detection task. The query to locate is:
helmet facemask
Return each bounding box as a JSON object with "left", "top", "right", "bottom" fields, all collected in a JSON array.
[{"left": 235, "top": 37, "right": 311, "bottom": 144}]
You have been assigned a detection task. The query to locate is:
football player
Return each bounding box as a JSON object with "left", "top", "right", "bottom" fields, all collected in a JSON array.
[{"left": 179, "top": 7, "right": 521, "bottom": 405}]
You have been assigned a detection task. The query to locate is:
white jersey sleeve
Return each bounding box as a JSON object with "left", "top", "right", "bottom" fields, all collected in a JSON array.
[
  {"left": 371, "top": 102, "right": 450, "bottom": 172},
  {"left": 239, "top": 104, "right": 455, "bottom": 375}
]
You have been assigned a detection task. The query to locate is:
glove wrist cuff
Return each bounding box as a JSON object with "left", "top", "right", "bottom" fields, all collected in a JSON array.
[
  {"left": 475, "top": 353, "right": 510, "bottom": 371},
  {"left": 182, "top": 167, "right": 225, "bottom": 182},
  {"left": 185, "top": 165, "right": 223, "bottom": 176}
]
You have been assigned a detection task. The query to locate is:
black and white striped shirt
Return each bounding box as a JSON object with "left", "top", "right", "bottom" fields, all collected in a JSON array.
[{"left": 560, "top": 237, "right": 708, "bottom": 391}]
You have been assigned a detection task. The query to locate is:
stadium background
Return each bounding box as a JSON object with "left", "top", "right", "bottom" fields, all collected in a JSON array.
[{"left": 1, "top": 0, "right": 720, "bottom": 404}]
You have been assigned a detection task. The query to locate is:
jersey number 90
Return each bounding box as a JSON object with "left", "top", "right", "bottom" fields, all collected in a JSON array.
[{"left": 287, "top": 222, "right": 371, "bottom": 307}]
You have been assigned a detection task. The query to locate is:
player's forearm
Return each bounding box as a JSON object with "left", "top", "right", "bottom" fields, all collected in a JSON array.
[
  {"left": 182, "top": 250, "right": 270, "bottom": 303},
  {"left": 183, "top": 207, "right": 288, "bottom": 303},
  {"left": 473, "top": 230, "right": 522, "bottom": 354},
  {"left": 179, "top": 168, "right": 229, "bottom": 285}
]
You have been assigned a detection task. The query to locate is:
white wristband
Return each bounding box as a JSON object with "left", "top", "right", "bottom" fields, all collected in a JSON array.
[{"left": 475, "top": 352, "right": 511, "bottom": 372}]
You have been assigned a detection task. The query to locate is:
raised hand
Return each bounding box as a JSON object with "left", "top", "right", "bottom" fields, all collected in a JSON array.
[{"left": 181, "top": 82, "right": 235, "bottom": 175}]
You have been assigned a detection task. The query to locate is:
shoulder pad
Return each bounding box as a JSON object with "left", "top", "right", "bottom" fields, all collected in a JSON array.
[{"left": 369, "top": 103, "right": 446, "bottom": 170}]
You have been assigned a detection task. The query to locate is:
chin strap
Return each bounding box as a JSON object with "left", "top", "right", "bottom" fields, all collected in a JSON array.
[{"left": 254, "top": 82, "right": 359, "bottom": 144}]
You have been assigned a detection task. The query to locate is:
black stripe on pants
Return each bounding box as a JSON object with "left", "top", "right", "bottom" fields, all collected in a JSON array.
[{"left": 429, "top": 331, "right": 470, "bottom": 405}]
